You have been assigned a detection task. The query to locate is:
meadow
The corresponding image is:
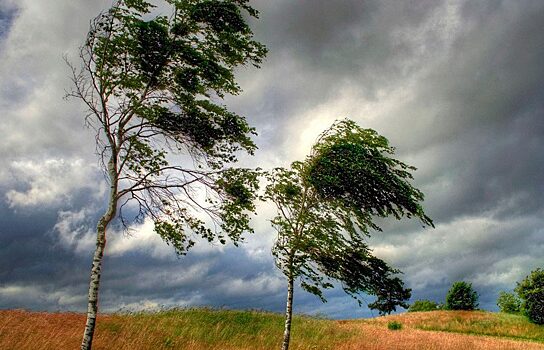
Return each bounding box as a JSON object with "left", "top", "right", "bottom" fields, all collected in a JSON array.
[{"left": 1, "top": 308, "right": 543, "bottom": 349}]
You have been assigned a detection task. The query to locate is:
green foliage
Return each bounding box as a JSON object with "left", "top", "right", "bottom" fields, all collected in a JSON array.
[
  {"left": 496, "top": 291, "right": 521, "bottom": 314},
  {"left": 516, "top": 268, "right": 544, "bottom": 325},
  {"left": 264, "top": 119, "right": 431, "bottom": 311},
  {"left": 408, "top": 300, "right": 441, "bottom": 312},
  {"left": 152, "top": 168, "right": 260, "bottom": 255},
  {"left": 363, "top": 261, "right": 411, "bottom": 316},
  {"left": 216, "top": 167, "right": 261, "bottom": 244},
  {"left": 87, "top": 0, "right": 266, "bottom": 166},
  {"left": 387, "top": 321, "right": 402, "bottom": 330},
  {"left": 445, "top": 281, "right": 479, "bottom": 311},
  {"left": 70, "top": 0, "right": 267, "bottom": 253},
  {"left": 306, "top": 120, "right": 433, "bottom": 228}
]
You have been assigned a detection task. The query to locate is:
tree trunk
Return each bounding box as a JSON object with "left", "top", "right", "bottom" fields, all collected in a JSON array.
[
  {"left": 281, "top": 273, "right": 295, "bottom": 350},
  {"left": 81, "top": 158, "right": 117, "bottom": 350}
]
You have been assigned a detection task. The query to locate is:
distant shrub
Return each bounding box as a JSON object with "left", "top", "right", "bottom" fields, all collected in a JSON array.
[
  {"left": 445, "top": 281, "right": 479, "bottom": 310},
  {"left": 496, "top": 291, "right": 521, "bottom": 314},
  {"left": 408, "top": 300, "right": 441, "bottom": 312},
  {"left": 516, "top": 268, "right": 544, "bottom": 325},
  {"left": 387, "top": 321, "right": 402, "bottom": 330}
]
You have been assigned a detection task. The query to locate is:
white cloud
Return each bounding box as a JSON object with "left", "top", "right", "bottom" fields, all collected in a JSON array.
[
  {"left": 0, "top": 285, "right": 38, "bottom": 298},
  {"left": 107, "top": 219, "right": 186, "bottom": 259},
  {"left": 54, "top": 206, "right": 97, "bottom": 253},
  {"left": 133, "top": 262, "right": 215, "bottom": 291},
  {"left": 0, "top": 1, "right": 110, "bottom": 159},
  {"left": 371, "top": 213, "right": 544, "bottom": 291},
  {"left": 109, "top": 295, "right": 204, "bottom": 313},
  {"left": 54, "top": 211, "right": 245, "bottom": 260},
  {"left": 5, "top": 158, "right": 102, "bottom": 208},
  {"left": 216, "top": 273, "right": 284, "bottom": 298},
  {"left": 0, "top": 284, "right": 86, "bottom": 308}
]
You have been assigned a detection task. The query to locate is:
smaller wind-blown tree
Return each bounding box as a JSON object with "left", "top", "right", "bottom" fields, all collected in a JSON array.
[
  {"left": 264, "top": 119, "right": 433, "bottom": 350},
  {"left": 67, "top": 1, "right": 266, "bottom": 349}
]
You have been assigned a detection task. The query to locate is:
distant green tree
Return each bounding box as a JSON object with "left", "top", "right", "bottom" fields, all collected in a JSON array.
[
  {"left": 408, "top": 299, "right": 441, "bottom": 312},
  {"left": 496, "top": 291, "right": 521, "bottom": 314},
  {"left": 445, "top": 281, "right": 479, "bottom": 310},
  {"left": 516, "top": 268, "right": 544, "bottom": 324},
  {"left": 264, "top": 119, "right": 433, "bottom": 350},
  {"left": 67, "top": 1, "right": 266, "bottom": 348}
]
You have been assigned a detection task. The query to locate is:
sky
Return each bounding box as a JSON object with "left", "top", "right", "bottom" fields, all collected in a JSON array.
[{"left": 0, "top": 0, "right": 543, "bottom": 319}]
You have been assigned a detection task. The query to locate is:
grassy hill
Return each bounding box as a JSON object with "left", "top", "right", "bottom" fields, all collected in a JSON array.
[{"left": 1, "top": 308, "right": 543, "bottom": 349}]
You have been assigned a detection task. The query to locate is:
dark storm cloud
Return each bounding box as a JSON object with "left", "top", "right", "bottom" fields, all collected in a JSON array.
[
  {"left": 0, "top": 199, "right": 90, "bottom": 310},
  {"left": 404, "top": 0, "right": 544, "bottom": 149},
  {"left": 230, "top": 0, "right": 460, "bottom": 162},
  {"left": 390, "top": 0, "right": 544, "bottom": 224},
  {"left": 236, "top": 0, "right": 447, "bottom": 116},
  {"left": 243, "top": 0, "right": 544, "bottom": 311},
  {"left": 0, "top": 2, "right": 17, "bottom": 40},
  {"left": 259, "top": 0, "right": 442, "bottom": 79},
  {"left": 0, "top": 204, "right": 286, "bottom": 313},
  {"left": 97, "top": 247, "right": 284, "bottom": 311},
  {"left": 1, "top": 0, "right": 544, "bottom": 318}
]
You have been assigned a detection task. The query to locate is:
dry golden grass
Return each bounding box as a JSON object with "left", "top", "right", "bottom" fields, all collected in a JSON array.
[
  {"left": 359, "top": 310, "right": 544, "bottom": 342},
  {"left": 336, "top": 323, "right": 544, "bottom": 350},
  {"left": 337, "top": 311, "right": 544, "bottom": 350},
  {"left": 0, "top": 309, "right": 346, "bottom": 350},
  {"left": 1, "top": 308, "right": 543, "bottom": 350}
]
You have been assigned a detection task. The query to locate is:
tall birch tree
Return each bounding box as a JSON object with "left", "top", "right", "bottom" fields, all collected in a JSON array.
[
  {"left": 67, "top": 1, "right": 266, "bottom": 348},
  {"left": 264, "top": 119, "right": 433, "bottom": 350}
]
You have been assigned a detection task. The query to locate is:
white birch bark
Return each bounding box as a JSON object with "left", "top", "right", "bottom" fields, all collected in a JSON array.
[
  {"left": 81, "top": 158, "right": 117, "bottom": 350},
  {"left": 281, "top": 273, "right": 295, "bottom": 350}
]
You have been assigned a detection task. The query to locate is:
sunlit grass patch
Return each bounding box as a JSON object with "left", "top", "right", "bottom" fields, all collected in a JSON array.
[
  {"left": 414, "top": 311, "right": 544, "bottom": 342},
  {"left": 359, "top": 310, "right": 544, "bottom": 343},
  {"left": 108, "top": 308, "right": 351, "bottom": 349}
]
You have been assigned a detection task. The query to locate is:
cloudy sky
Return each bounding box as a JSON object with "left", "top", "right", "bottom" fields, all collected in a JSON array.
[{"left": 1, "top": 0, "right": 543, "bottom": 319}]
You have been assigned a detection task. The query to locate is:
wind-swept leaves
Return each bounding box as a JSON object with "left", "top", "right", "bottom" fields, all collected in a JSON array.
[
  {"left": 306, "top": 120, "right": 433, "bottom": 225},
  {"left": 264, "top": 119, "right": 432, "bottom": 350}
]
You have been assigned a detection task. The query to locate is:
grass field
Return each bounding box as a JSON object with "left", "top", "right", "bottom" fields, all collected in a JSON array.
[{"left": 1, "top": 308, "right": 543, "bottom": 349}]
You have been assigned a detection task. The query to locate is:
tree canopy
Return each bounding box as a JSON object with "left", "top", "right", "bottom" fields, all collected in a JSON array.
[
  {"left": 496, "top": 291, "right": 521, "bottom": 314},
  {"left": 445, "top": 281, "right": 479, "bottom": 311},
  {"left": 306, "top": 119, "right": 433, "bottom": 227},
  {"left": 266, "top": 119, "right": 432, "bottom": 303},
  {"left": 69, "top": 0, "right": 268, "bottom": 253}
]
